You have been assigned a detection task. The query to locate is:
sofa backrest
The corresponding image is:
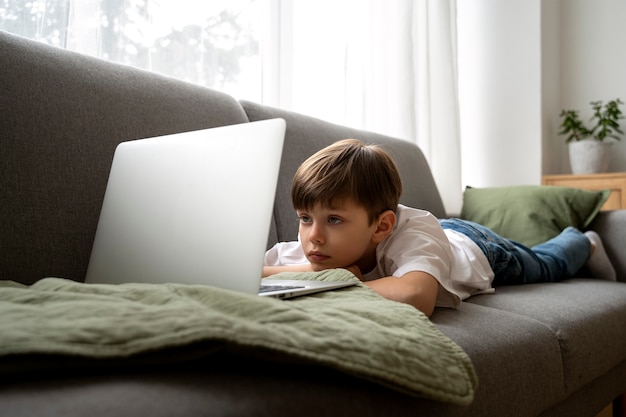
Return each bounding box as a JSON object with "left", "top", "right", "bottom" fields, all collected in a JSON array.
[
  {"left": 0, "top": 31, "right": 249, "bottom": 284},
  {"left": 241, "top": 101, "right": 446, "bottom": 245}
]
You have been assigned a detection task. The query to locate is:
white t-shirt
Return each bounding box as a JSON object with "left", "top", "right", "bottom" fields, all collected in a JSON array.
[{"left": 264, "top": 204, "right": 495, "bottom": 308}]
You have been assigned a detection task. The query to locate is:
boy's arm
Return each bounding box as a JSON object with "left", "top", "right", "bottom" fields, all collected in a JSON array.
[
  {"left": 362, "top": 271, "right": 439, "bottom": 317},
  {"left": 262, "top": 264, "right": 313, "bottom": 277},
  {"left": 264, "top": 263, "right": 439, "bottom": 317}
]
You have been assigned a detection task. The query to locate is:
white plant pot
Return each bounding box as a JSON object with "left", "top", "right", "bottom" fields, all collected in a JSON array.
[{"left": 568, "top": 140, "right": 613, "bottom": 174}]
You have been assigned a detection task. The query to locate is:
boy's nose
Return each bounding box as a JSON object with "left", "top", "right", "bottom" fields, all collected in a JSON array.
[{"left": 308, "top": 223, "right": 325, "bottom": 244}]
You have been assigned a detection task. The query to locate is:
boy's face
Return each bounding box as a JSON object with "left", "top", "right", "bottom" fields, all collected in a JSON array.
[{"left": 296, "top": 199, "right": 381, "bottom": 274}]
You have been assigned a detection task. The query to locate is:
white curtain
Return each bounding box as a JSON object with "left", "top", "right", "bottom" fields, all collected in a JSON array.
[
  {"left": 273, "top": 0, "right": 415, "bottom": 142},
  {"left": 1, "top": 0, "right": 462, "bottom": 213},
  {"left": 412, "top": 0, "right": 462, "bottom": 214},
  {"left": 271, "top": 0, "right": 462, "bottom": 214}
]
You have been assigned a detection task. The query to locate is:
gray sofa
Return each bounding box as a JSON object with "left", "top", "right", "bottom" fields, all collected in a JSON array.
[{"left": 1, "top": 30, "right": 625, "bottom": 417}]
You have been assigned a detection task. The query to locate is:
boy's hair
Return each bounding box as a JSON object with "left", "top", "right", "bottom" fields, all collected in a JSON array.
[{"left": 292, "top": 139, "right": 403, "bottom": 224}]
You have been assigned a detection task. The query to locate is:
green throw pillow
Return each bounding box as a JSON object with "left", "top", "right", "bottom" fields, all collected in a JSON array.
[{"left": 460, "top": 185, "right": 610, "bottom": 247}]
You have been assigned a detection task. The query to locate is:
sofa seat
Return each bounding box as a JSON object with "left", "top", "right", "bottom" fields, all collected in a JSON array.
[
  {"left": 467, "top": 280, "right": 626, "bottom": 397},
  {"left": 432, "top": 303, "right": 565, "bottom": 416}
]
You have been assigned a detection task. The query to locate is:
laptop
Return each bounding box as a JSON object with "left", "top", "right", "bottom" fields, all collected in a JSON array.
[{"left": 85, "top": 118, "right": 355, "bottom": 299}]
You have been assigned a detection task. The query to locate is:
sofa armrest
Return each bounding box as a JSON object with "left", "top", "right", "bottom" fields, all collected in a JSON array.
[{"left": 588, "top": 209, "right": 626, "bottom": 282}]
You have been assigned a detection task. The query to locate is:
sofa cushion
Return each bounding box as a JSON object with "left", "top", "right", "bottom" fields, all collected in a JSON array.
[
  {"left": 460, "top": 185, "right": 609, "bottom": 247},
  {"left": 466, "top": 280, "right": 626, "bottom": 396},
  {"left": 240, "top": 101, "right": 447, "bottom": 245},
  {"left": 431, "top": 303, "right": 564, "bottom": 417}
]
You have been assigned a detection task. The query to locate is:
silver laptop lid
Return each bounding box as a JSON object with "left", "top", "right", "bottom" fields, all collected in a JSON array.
[{"left": 85, "top": 118, "right": 286, "bottom": 294}]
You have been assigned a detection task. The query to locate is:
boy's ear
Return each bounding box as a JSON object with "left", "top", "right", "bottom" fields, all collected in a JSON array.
[{"left": 372, "top": 210, "right": 396, "bottom": 243}]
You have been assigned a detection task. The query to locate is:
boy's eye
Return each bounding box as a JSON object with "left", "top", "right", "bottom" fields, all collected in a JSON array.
[
  {"left": 328, "top": 216, "right": 342, "bottom": 225},
  {"left": 298, "top": 215, "right": 312, "bottom": 224}
]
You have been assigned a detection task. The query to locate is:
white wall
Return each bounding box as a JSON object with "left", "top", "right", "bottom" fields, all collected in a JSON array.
[
  {"left": 541, "top": 0, "right": 562, "bottom": 176},
  {"left": 458, "top": 0, "right": 626, "bottom": 186},
  {"left": 558, "top": 0, "right": 626, "bottom": 174}
]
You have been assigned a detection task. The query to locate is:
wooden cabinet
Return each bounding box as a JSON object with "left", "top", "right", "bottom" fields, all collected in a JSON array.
[{"left": 542, "top": 172, "right": 626, "bottom": 210}]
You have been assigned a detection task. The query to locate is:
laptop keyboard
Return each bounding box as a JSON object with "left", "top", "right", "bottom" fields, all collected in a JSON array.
[{"left": 258, "top": 284, "right": 306, "bottom": 293}]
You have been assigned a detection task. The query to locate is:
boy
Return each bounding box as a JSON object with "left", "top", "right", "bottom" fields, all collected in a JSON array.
[{"left": 263, "top": 139, "right": 616, "bottom": 317}]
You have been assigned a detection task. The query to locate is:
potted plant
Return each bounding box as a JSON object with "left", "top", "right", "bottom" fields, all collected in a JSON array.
[{"left": 559, "top": 98, "right": 624, "bottom": 174}]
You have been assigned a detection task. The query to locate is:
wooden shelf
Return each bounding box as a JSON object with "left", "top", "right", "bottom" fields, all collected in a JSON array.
[{"left": 542, "top": 172, "right": 626, "bottom": 210}]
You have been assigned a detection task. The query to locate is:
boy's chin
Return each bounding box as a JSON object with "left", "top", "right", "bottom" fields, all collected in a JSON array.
[{"left": 309, "top": 263, "right": 337, "bottom": 272}]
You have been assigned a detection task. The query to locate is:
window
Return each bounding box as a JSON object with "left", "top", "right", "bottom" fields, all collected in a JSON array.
[
  {"left": 1, "top": 0, "right": 264, "bottom": 101},
  {"left": 1, "top": 0, "right": 413, "bottom": 132}
]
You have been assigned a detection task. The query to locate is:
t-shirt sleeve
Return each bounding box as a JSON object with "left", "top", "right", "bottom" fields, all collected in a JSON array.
[
  {"left": 385, "top": 212, "right": 453, "bottom": 282},
  {"left": 264, "top": 241, "right": 308, "bottom": 266},
  {"left": 373, "top": 207, "right": 461, "bottom": 308}
]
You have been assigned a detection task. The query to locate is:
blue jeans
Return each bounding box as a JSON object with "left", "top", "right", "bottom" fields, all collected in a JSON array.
[{"left": 439, "top": 219, "right": 591, "bottom": 286}]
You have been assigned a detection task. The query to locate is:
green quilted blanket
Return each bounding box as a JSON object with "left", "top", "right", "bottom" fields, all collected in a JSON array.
[{"left": 0, "top": 270, "right": 477, "bottom": 405}]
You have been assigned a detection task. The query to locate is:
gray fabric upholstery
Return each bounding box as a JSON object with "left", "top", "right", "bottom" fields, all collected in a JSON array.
[
  {"left": 0, "top": 362, "right": 443, "bottom": 417},
  {"left": 467, "top": 281, "right": 626, "bottom": 394},
  {"left": 538, "top": 360, "right": 626, "bottom": 417},
  {"left": 1, "top": 30, "right": 625, "bottom": 417},
  {"left": 431, "top": 303, "right": 565, "bottom": 417}
]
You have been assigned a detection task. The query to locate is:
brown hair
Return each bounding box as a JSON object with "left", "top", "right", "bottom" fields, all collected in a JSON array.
[{"left": 291, "top": 139, "right": 403, "bottom": 224}]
